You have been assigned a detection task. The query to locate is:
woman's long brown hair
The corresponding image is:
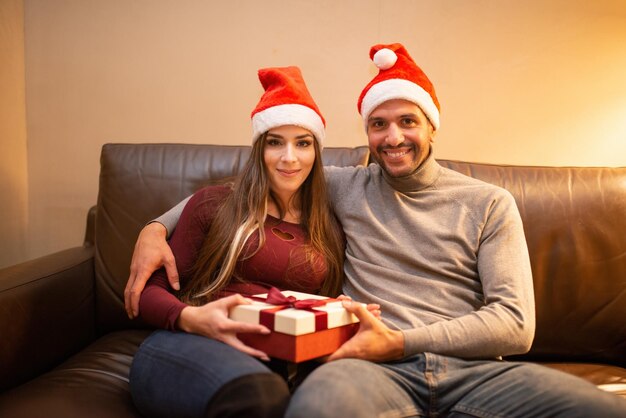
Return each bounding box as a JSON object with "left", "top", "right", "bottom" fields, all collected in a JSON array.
[{"left": 178, "top": 134, "right": 344, "bottom": 305}]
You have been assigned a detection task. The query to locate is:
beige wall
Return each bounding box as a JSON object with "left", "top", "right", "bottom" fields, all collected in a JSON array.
[
  {"left": 4, "top": 0, "right": 626, "bottom": 267},
  {"left": 0, "top": 0, "right": 28, "bottom": 268}
]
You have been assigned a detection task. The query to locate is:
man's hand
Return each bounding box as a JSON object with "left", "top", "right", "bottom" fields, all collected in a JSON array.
[
  {"left": 124, "top": 222, "right": 180, "bottom": 319},
  {"left": 177, "top": 294, "right": 272, "bottom": 361},
  {"left": 328, "top": 300, "right": 404, "bottom": 362}
]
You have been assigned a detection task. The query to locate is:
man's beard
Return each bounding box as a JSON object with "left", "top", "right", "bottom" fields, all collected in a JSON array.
[{"left": 372, "top": 143, "right": 422, "bottom": 178}]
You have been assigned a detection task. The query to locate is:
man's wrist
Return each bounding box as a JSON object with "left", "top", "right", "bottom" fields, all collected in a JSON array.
[
  {"left": 389, "top": 329, "right": 405, "bottom": 360},
  {"left": 145, "top": 220, "right": 168, "bottom": 237}
]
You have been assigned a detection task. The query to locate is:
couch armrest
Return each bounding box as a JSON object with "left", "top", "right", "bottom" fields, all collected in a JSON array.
[
  {"left": 84, "top": 205, "right": 96, "bottom": 247},
  {"left": 0, "top": 246, "right": 96, "bottom": 391}
]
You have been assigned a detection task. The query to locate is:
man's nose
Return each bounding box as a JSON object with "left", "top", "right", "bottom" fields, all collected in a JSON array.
[{"left": 385, "top": 123, "right": 403, "bottom": 147}]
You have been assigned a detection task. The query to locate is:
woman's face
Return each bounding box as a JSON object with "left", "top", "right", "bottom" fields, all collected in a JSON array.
[{"left": 263, "top": 125, "right": 316, "bottom": 201}]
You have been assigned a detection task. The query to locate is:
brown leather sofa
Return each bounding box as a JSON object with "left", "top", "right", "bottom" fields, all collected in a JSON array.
[{"left": 1, "top": 143, "right": 624, "bottom": 417}]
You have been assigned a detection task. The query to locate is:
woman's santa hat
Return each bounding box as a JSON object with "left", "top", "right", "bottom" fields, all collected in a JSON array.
[
  {"left": 358, "top": 43, "right": 440, "bottom": 131},
  {"left": 251, "top": 66, "right": 325, "bottom": 144}
]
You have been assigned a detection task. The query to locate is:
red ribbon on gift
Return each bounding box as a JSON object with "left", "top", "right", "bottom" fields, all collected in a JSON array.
[{"left": 250, "top": 287, "right": 335, "bottom": 333}]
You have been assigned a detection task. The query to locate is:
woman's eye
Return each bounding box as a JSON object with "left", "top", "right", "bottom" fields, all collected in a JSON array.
[
  {"left": 267, "top": 139, "right": 281, "bottom": 146},
  {"left": 297, "top": 140, "right": 312, "bottom": 147}
]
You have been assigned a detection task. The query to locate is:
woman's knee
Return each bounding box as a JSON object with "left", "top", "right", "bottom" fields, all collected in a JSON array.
[
  {"left": 130, "top": 331, "right": 276, "bottom": 417},
  {"left": 204, "top": 372, "right": 290, "bottom": 418}
]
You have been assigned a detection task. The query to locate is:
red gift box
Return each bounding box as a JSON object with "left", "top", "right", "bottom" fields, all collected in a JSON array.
[{"left": 229, "top": 288, "right": 362, "bottom": 363}]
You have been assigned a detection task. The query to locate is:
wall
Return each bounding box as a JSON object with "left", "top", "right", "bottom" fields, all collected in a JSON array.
[
  {"left": 7, "top": 0, "right": 626, "bottom": 266},
  {"left": 0, "top": 0, "right": 28, "bottom": 268}
]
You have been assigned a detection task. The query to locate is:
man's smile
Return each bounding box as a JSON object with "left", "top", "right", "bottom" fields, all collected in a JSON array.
[
  {"left": 381, "top": 146, "right": 414, "bottom": 163},
  {"left": 385, "top": 149, "right": 410, "bottom": 158}
]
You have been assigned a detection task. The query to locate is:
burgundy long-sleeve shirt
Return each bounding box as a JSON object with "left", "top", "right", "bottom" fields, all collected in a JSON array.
[{"left": 139, "top": 185, "right": 328, "bottom": 330}]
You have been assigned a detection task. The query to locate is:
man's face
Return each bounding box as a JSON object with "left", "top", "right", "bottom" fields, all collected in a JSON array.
[{"left": 366, "top": 99, "right": 435, "bottom": 178}]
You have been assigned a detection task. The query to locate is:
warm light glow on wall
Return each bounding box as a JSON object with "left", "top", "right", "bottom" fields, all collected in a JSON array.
[{"left": 14, "top": 0, "right": 626, "bottom": 264}]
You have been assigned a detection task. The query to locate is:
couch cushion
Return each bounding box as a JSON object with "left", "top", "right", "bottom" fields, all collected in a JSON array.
[
  {"left": 539, "top": 363, "right": 626, "bottom": 398},
  {"left": 438, "top": 160, "right": 626, "bottom": 367},
  {"left": 94, "top": 143, "right": 370, "bottom": 334},
  {"left": 0, "top": 330, "right": 150, "bottom": 418}
]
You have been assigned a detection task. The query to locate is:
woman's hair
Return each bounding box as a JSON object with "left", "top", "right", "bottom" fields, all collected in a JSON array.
[{"left": 178, "top": 133, "right": 344, "bottom": 305}]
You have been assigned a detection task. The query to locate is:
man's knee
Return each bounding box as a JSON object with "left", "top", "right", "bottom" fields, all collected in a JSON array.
[
  {"left": 286, "top": 359, "right": 382, "bottom": 418},
  {"left": 204, "top": 372, "right": 289, "bottom": 418}
]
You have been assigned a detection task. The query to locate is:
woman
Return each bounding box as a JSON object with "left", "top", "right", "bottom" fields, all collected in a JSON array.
[{"left": 129, "top": 66, "right": 375, "bottom": 418}]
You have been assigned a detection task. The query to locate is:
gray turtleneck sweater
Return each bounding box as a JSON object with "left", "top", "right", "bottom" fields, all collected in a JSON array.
[
  {"left": 325, "top": 153, "right": 535, "bottom": 359},
  {"left": 156, "top": 153, "right": 535, "bottom": 360}
]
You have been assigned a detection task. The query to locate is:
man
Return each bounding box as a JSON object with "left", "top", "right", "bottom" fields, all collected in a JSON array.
[{"left": 126, "top": 43, "right": 626, "bottom": 416}]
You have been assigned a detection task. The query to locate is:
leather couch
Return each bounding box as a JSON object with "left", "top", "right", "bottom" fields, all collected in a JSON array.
[{"left": 1, "top": 143, "right": 624, "bottom": 417}]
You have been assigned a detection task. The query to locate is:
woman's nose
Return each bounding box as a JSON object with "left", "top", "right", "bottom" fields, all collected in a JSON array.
[{"left": 281, "top": 144, "right": 297, "bottom": 162}]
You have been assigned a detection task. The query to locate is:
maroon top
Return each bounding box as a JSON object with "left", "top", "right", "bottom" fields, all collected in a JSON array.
[{"left": 139, "top": 185, "right": 328, "bottom": 330}]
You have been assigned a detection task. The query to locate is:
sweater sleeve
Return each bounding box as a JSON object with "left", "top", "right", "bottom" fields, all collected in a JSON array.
[
  {"left": 402, "top": 192, "right": 536, "bottom": 359},
  {"left": 139, "top": 187, "right": 226, "bottom": 329},
  {"left": 152, "top": 195, "right": 191, "bottom": 239}
]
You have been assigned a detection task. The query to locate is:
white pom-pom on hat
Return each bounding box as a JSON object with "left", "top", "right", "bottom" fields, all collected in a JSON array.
[{"left": 372, "top": 48, "right": 398, "bottom": 70}]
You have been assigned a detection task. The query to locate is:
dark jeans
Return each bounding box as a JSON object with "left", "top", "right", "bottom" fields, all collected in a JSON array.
[
  {"left": 130, "top": 330, "right": 291, "bottom": 418},
  {"left": 287, "top": 353, "right": 626, "bottom": 417}
]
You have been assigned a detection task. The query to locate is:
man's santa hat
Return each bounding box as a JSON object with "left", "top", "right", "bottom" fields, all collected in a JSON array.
[
  {"left": 358, "top": 43, "right": 440, "bottom": 131},
  {"left": 251, "top": 66, "right": 325, "bottom": 144}
]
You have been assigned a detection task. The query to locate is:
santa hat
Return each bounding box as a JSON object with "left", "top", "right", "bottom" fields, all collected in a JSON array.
[
  {"left": 251, "top": 66, "right": 325, "bottom": 144},
  {"left": 357, "top": 43, "right": 440, "bottom": 130}
]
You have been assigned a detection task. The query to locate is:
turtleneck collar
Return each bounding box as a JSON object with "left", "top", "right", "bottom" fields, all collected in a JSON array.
[{"left": 380, "top": 148, "right": 442, "bottom": 193}]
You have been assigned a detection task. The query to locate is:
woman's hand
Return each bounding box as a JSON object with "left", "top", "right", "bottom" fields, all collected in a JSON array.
[
  {"left": 177, "top": 294, "right": 272, "bottom": 361},
  {"left": 337, "top": 294, "right": 381, "bottom": 319}
]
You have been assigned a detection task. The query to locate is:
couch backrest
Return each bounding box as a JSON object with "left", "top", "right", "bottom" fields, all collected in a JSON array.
[
  {"left": 95, "top": 143, "right": 370, "bottom": 333},
  {"left": 95, "top": 144, "right": 625, "bottom": 367},
  {"left": 438, "top": 159, "right": 626, "bottom": 367}
]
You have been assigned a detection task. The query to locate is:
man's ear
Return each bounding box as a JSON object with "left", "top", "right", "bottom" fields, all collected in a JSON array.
[{"left": 429, "top": 124, "right": 437, "bottom": 143}]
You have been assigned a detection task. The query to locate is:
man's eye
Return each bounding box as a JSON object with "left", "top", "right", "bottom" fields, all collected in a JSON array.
[{"left": 402, "top": 118, "right": 417, "bottom": 127}]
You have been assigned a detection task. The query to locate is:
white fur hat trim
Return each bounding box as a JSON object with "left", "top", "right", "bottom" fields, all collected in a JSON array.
[
  {"left": 360, "top": 78, "right": 440, "bottom": 130},
  {"left": 251, "top": 104, "right": 325, "bottom": 145}
]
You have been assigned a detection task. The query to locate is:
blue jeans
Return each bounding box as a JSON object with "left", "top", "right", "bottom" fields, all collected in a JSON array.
[
  {"left": 286, "top": 353, "right": 626, "bottom": 417},
  {"left": 129, "top": 330, "right": 290, "bottom": 418}
]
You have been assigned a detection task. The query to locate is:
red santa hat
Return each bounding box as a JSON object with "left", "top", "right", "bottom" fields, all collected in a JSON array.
[
  {"left": 357, "top": 43, "right": 440, "bottom": 130},
  {"left": 251, "top": 66, "right": 325, "bottom": 144}
]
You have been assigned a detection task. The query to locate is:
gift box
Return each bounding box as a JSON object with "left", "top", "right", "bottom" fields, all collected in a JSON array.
[{"left": 229, "top": 288, "right": 362, "bottom": 363}]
